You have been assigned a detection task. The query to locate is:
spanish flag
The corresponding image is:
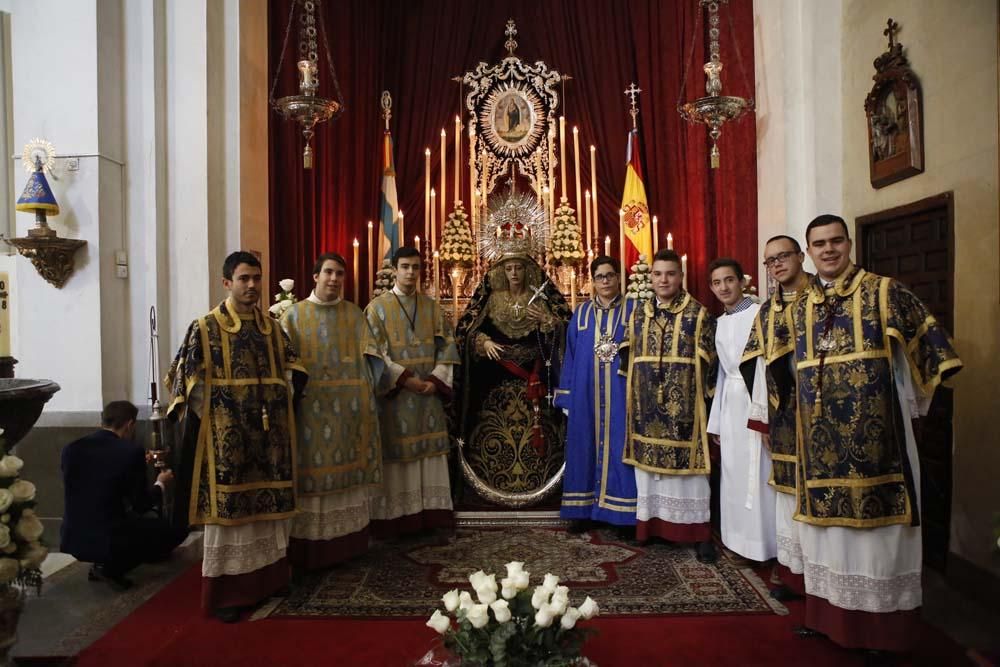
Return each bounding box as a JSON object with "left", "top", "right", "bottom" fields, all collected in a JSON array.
[
  {"left": 378, "top": 129, "right": 400, "bottom": 262},
  {"left": 620, "top": 127, "right": 652, "bottom": 269}
]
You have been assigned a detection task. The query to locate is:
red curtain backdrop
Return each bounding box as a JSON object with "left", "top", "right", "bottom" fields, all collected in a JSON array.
[{"left": 268, "top": 0, "right": 757, "bottom": 309}]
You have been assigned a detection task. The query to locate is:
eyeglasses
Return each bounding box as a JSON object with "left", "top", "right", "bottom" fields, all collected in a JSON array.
[
  {"left": 593, "top": 272, "right": 618, "bottom": 282},
  {"left": 762, "top": 251, "right": 797, "bottom": 268}
]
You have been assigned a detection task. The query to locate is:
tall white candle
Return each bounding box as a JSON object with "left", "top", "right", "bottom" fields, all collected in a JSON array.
[
  {"left": 440, "top": 129, "right": 447, "bottom": 230},
  {"left": 667, "top": 232, "right": 674, "bottom": 250},
  {"left": 430, "top": 189, "right": 436, "bottom": 252},
  {"left": 367, "top": 220, "right": 374, "bottom": 298},
  {"left": 682, "top": 253, "right": 688, "bottom": 290},
  {"left": 584, "top": 190, "right": 592, "bottom": 253},
  {"left": 604, "top": 235, "right": 611, "bottom": 258},
  {"left": 415, "top": 235, "right": 421, "bottom": 254},
  {"left": 398, "top": 211, "right": 404, "bottom": 249},
  {"left": 559, "top": 116, "right": 567, "bottom": 199},
  {"left": 652, "top": 215, "right": 659, "bottom": 254},
  {"left": 590, "top": 145, "right": 598, "bottom": 246},
  {"left": 433, "top": 250, "right": 440, "bottom": 296},
  {"left": 454, "top": 116, "right": 461, "bottom": 200},
  {"left": 573, "top": 127, "right": 582, "bottom": 223},
  {"left": 352, "top": 239, "right": 360, "bottom": 303},
  {"left": 570, "top": 270, "right": 577, "bottom": 311},
  {"left": 424, "top": 148, "right": 431, "bottom": 247}
]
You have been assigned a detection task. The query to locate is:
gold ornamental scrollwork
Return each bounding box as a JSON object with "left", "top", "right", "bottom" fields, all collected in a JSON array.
[
  {"left": 4, "top": 236, "right": 87, "bottom": 288},
  {"left": 463, "top": 19, "right": 563, "bottom": 198}
]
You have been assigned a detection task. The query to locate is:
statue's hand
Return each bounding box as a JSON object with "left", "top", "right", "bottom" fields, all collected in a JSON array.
[{"left": 483, "top": 339, "right": 505, "bottom": 361}]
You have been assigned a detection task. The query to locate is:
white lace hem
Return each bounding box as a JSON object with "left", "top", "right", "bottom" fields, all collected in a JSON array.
[
  {"left": 291, "top": 488, "right": 371, "bottom": 541},
  {"left": 202, "top": 520, "right": 290, "bottom": 578},
  {"left": 804, "top": 562, "right": 921, "bottom": 613},
  {"left": 368, "top": 455, "right": 453, "bottom": 521}
]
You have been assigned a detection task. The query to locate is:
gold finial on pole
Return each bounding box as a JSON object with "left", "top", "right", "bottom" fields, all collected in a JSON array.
[
  {"left": 624, "top": 82, "right": 641, "bottom": 129},
  {"left": 381, "top": 90, "right": 392, "bottom": 130},
  {"left": 504, "top": 19, "right": 518, "bottom": 56}
]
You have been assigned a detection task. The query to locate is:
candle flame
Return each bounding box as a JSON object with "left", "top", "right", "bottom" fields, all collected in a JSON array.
[
  {"left": 353, "top": 238, "right": 359, "bottom": 246},
  {"left": 425, "top": 148, "right": 430, "bottom": 156}
]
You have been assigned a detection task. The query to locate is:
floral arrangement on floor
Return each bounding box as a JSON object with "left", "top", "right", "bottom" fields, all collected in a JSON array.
[
  {"left": 0, "top": 428, "right": 46, "bottom": 596},
  {"left": 742, "top": 274, "right": 759, "bottom": 302},
  {"left": 439, "top": 201, "right": 476, "bottom": 267},
  {"left": 549, "top": 198, "right": 584, "bottom": 265},
  {"left": 423, "top": 561, "right": 599, "bottom": 667},
  {"left": 373, "top": 260, "right": 396, "bottom": 297},
  {"left": 268, "top": 278, "right": 297, "bottom": 318},
  {"left": 626, "top": 254, "right": 653, "bottom": 301}
]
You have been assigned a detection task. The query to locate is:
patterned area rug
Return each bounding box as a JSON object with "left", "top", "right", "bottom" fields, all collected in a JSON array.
[{"left": 265, "top": 528, "right": 787, "bottom": 618}]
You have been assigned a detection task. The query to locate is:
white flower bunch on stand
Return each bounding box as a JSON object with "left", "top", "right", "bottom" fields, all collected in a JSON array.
[
  {"left": 268, "top": 278, "right": 297, "bottom": 319},
  {"left": 422, "top": 561, "right": 599, "bottom": 666}
]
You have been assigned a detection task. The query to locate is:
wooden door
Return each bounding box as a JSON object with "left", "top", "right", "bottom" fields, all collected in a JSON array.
[{"left": 857, "top": 192, "right": 955, "bottom": 572}]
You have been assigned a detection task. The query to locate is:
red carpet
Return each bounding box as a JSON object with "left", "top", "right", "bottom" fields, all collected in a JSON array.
[{"left": 75, "top": 562, "right": 969, "bottom": 667}]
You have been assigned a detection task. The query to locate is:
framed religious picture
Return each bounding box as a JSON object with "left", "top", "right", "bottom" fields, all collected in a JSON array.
[
  {"left": 481, "top": 84, "right": 545, "bottom": 158},
  {"left": 865, "top": 19, "right": 924, "bottom": 188}
]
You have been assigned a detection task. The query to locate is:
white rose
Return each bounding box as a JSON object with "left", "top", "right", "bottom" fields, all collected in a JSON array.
[
  {"left": 442, "top": 589, "right": 460, "bottom": 613},
  {"left": 531, "top": 586, "right": 550, "bottom": 610},
  {"left": 466, "top": 603, "right": 490, "bottom": 629},
  {"left": 0, "top": 455, "right": 23, "bottom": 478},
  {"left": 578, "top": 596, "right": 600, "bottom": 620},
  {"left": 0, "top": 524, "right": 10, "bottom": 549},
  {"left": 534, "top": 606, "right": 554, "bottom": 628},
  {"left": 0, "top": 557, "right": 17, "bottom": 584},
  {"left": 279, "top": 279, "right": 295, "bottom": 293},
  {"left": 560, "top": 607, "right": 582, "bottom": 630},
  {"left": 458, "top": 591, "right": 474, "bottom": 611},
  {"left": 500, "top": 578, "right": 517, "bottom": 600},
  {"left": 542, "top": 573, "right": 560, "bottom": 592},
  {"left": 20, "top": 542, "right": 46, "bottom": 570},
  {"left": 513, "top": 572, "right": 530, "bottom": 590},
  {"left": 549, "top": 591, "right": 569, "bottom": 615},
  {"left": 0, "top": 490, "right": 12, "bottom": 513},
  {"left": 504, "top": 561, "right": 525, "bottom": 577},
  {"left": 15, "top": 514, "right": 43, "bottom": 542},
  {"left": 426, "top": 609, "right": 451, "bottom": 635},
  {"left": 468, "top": 569, "right": 487, "bottom": 590},
  {"left": 476, "top": 586, "right": 497, "bottom": 605},
  {"left": 490, "top": 599, "right": 511, "bottom": 623},
  {"left": 10, "top": 479, "right": 35, "bottom": 503}
]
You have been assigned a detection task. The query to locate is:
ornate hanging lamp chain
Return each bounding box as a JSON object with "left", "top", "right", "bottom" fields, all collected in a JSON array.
[
  {"left": 315, "top": 0, "right": 346, "bottom": 112},
  {"left": 268, "top": 0, "right": 299, "bottom": 105},
  {"left": 726, "top": 7, "right": 755, "bottom": 104},
  {"left": 676, "top": 5, "right": 704, "bottom": 109}
]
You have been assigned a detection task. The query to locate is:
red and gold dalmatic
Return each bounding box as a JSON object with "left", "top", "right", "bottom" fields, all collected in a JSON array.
[{"left": 788, "top": 265, "right": 961, "bottom": 651}]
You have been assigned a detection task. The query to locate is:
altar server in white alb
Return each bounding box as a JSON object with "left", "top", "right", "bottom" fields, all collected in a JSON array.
[{"left": 706, "top": 258, "right": 777, "bottom": 563}]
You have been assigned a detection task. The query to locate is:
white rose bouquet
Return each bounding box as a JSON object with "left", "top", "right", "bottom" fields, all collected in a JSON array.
[
  {"left": 268, "top": 278, "right": 297, "bottom": 319},
  {"left": 626, "top": 254, "right": 654, "bottom": 301},
  {"left": 0, "top": 428, "right": 46, "bottom": 593},
  {"left": 423, "top": 562, "right": 598, "bottom": 666}
]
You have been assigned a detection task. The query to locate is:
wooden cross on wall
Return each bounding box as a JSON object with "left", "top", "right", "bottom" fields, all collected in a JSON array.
[{"left": 884, "top": 18, "right": 899, "bottom": 50}]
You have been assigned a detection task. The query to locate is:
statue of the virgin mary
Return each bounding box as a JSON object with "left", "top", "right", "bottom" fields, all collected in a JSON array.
[{"left": 452, "top": 193, "right": 571, "bottom": 507}]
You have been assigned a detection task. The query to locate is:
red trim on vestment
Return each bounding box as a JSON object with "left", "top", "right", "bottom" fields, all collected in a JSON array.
[
  {"left": 427, "top": 375, "right": 453, "bottom": 401},
  {"left": 636, "top": 518, "right": 711, "bottom": 543},
  {"left": 288, "top": 527, "right": 370, "bottom": 571},
  {"left": 805, "top": 594, "right": 920, "bottom": 652},
  {"left": 747, "top": 419, "right": 769, "bottom": 434},
  {"left": 201, "top": 556, "right": 289, "bottom": 613}
]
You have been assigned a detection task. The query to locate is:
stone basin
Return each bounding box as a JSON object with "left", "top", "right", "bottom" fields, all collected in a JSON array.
[{"left": 0, "top": 379, "right": 60, "bottom": 450}]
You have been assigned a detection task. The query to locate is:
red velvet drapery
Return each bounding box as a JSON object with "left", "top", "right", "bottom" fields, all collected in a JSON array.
[{"left": 268, "top": 0, "right": 757, "bottom": 309}]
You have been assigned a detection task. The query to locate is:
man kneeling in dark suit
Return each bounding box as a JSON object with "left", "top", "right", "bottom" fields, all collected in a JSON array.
[{"left": 60, "top": 400, "right": 187, "bottom": 590}]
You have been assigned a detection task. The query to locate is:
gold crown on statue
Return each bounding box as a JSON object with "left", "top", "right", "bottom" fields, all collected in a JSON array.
[{"left": 479, "top": 191, "right": 548, "bottom": 263}]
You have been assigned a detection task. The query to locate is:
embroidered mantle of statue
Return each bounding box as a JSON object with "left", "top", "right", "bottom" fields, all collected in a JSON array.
[{"left": 454, "top": 254, "right": 571, "bottom": 504}]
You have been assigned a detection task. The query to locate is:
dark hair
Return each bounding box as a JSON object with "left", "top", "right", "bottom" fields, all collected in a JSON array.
[
  {"left": 312, "top": 252, "right": 347, "bottom": 275},
  {"left": 805, "top": 214, "right": 850, "bottom": 243},
  {"left": 652, "top": 249, "right": 682, "bottom": 266},
  {"left": 223, "top": 251, "right": 262, "bottom": 280},
  {"left": 590, "top": 255, "right": 620, "bottom": 277},
  {"left": 392, "top": 246, "right": 421, "bottom": 268},
  {"left": 707, "top": 257, "right": 744, "bottom": 281},
  {"left": 764, "top": 234, "right": 801, "bottom": 253},
  {"left": 102, "top": 401, "right": 138, "bottom": 429}
]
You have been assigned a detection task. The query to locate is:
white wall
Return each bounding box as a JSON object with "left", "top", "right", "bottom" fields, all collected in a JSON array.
[
  {"left": 3, "top": 0, "right": 247, "bottom": 418},
  {"left": 754, "top": 0, "right": 843, "bottom": 287}
]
